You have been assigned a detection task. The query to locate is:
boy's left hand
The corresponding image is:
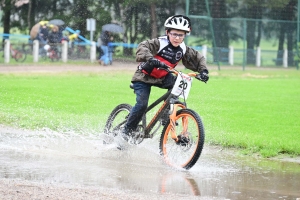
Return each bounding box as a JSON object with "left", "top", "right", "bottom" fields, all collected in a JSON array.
[{"left": 199, "top": 70, "right": 209, "bottom": 82}]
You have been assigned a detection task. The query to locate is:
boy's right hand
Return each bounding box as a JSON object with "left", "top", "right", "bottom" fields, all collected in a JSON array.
[
  {"left": 148, "top": 58, "right": 165, "bottom": 68},
  {"left": 140, "top": 58, "right": 166, "bottom": 74}
]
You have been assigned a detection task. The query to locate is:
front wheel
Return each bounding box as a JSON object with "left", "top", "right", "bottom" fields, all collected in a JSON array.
[
  {"left": 159, "top": 109, "right": 205, "bottom": 170},
  {"left": 104, "top": 104, "right": 132, "bottom": 137}
]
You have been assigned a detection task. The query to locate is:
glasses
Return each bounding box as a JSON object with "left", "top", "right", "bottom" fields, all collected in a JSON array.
[{"left": 169, "top": 32, "right": 185, "bottom": 39}]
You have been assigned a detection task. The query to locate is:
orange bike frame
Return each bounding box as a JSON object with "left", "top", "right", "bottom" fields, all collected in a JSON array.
[{"left": 143, "top": 70, "right": 197, "bottom": 141}]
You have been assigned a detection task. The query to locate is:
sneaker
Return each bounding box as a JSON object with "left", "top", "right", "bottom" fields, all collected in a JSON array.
[{"left": 121, "top": 127, "right": 132, "bottom": 142}]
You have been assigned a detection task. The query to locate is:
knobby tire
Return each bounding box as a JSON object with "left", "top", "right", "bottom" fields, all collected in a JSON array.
[
  {"left": 104, "top": 103, "right": 132, "bottom": 136},
  {"left": 159, "top": 109, "right": 205, "bottom": 170}
]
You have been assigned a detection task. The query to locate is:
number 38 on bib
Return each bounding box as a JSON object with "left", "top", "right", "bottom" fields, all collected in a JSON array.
[{"left": 171, "top": 72, "right": 193, "bottom": 100}]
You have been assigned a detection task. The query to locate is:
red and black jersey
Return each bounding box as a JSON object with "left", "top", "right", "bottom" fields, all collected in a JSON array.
[{"left": 142, "top": 36, "right": 186, "bottom": 79}]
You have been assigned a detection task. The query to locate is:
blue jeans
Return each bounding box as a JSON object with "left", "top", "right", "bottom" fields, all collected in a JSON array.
[
  {"left": 125, "top": 73, "right": 176, "bottom": 131},
  {"left": 108, "top": 43, "right": 114, "bottom": 63},
  {"left": 100, "top": 45, "right": 110, "bottom": 65}
]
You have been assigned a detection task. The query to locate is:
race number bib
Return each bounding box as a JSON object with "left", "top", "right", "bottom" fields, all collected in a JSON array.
[{"left": 171, "top": 72, "right": 193, "bottom": 99}]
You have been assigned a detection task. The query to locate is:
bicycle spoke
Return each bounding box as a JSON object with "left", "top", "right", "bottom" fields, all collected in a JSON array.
[{"left": 160, "top": 109, "right": 204, "bottom": 169}]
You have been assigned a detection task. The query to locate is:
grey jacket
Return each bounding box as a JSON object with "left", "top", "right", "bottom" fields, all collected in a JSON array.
[{"left": 131, "top": 37, "right": 208, "bottom": 85}]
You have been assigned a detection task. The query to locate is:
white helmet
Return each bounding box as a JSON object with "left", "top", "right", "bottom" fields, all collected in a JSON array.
[{"left": 164, "top": 15, "right": 191, "bottom": 33}]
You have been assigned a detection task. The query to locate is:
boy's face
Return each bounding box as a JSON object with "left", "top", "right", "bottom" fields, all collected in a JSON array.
[{"left": 166, "top": 29, "right": 186, "bottom": 47}]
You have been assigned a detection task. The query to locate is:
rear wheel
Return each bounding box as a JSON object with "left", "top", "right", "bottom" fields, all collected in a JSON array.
[
  {"left": 104, "top": 104, "right": 132, "bottom": 136},
  {"left": 159, "top": 109, "right": 205, "bottom": 170},
  {"left": 14, "top": 50, "right": 27, "bottom": 62}
]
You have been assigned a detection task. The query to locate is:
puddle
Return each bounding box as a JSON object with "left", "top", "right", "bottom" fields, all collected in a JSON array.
[{"left": 0, "top": 126, "right": 299, "bottom": 199}]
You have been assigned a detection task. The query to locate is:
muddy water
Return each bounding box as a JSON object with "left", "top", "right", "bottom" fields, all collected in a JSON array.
[{"left": 0, "top": 126, "right": 299, "bottom": 199}]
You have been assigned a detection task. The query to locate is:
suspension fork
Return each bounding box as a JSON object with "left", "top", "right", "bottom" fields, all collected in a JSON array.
[{"left": 169, "top": 103, "right": 186, "bottom": 141}]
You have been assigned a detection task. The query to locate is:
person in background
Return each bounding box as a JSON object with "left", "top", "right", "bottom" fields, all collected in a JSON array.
[
  {"left": 47, "top": 26, "right": 61, "bottom": 54},
  {"left": 37, "top": 22, "right": 49, "bottom": 55},
  {"left": 108, "top": 34, "right": 114, "bottom": 64},
  {"left": 98, "top": 30, "right": 111, "bottom": 66},
  {"left": 39, "top": 24, "right": 49, "bottom": 44},
  {"left": 121, "top": 15, "right": 209, "bottom": 141},
  {"left": 97, "top": 34, "right": 104, "bottom": 60}
]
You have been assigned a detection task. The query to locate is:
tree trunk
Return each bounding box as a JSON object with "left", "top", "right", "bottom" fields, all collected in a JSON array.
[
  {"left": 2, "top": 0, "right": 11, "bottom": 44},
  {"left": 256, "top": 20, "right": 262, "bottom": 47},
  {"left": 276, "top": 0, "right": 296, "bottom": 66},
  {"left": 286, "top": 1, "right": 296, "bottom": 66},
  {"left": 276, "top": 25, "right": 285, "bottom": 66},
  {"left": 27, "top": 0, "right": 32, "bottom": 30},
  {"left": 211, "top": 0, "right": 229, "bottom": 62},
  {"left": 150, "top": 3, "right": 157, "bottom": 39},
  {"left": 286, "top": 22, "right": 294, "bottom": 66},
  {"left": 246, "top": 19, "right": 256, "bottom": 64},
  {"left": 246, "top": 5, "right": 262, "bottom": 65}
]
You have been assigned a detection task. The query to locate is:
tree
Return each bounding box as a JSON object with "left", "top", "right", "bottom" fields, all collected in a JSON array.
[
  {"left": 109, "top": 0, "right": 182, "bottom": 56},
  {"left": 211, "top": 0, "right": 229, "bottom": 62},
  {"left": 245, "top": 3, "right": 263, "bottom": 64},
  {"left": 1, "top": 0, "right": 12, "bottom": 43},
  {"left": 275, "top": 0, "right": 297, "bottom": 66}
]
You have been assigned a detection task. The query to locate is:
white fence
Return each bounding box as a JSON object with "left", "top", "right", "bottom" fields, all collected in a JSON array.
[
  {"left": 201, "top": 45, "right": 289, "bottom": 68},
  {"left": 2, "top": 39, "right": 291, "bottom": 68},
  {"left": 2, "top": 39, "right": 97, "bottom": 63}
]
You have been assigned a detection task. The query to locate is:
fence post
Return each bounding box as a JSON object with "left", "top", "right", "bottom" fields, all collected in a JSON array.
[
  {"left": 90, "top": 41, "right": 96, "bottom": 63},
  {"left": 61, "top": 41, "right": 68, "bottom": 63},
  {"left": 256, "top": 47, "right": 261, "bottom": 67},
  {"left": 33, "top": 40, "right": 39, "bottom": 62},
  {"left": 229, "top": 46, "right": 234, "bottom": 65},
  {"left": 202, "top": 45, "right": 207, "bottom": 59},
  {"left": 283, "top": 49, "right": 288, "bottom": 68},
  {"left": 4, "top": 39, "right": 10, "bottom": 63}
]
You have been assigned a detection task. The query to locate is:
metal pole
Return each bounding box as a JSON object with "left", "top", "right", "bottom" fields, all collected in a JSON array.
[
  {"left": 297, "top": 0, "right": 300, "bottom": 70},
  {"left": 185, "top": 0, "right": 189, "bottom": 45},
  {"left": 243, "top": 19, "right": 246, "bottom": 71},
  {"left": 205, "top": 0, "right": 220, "bottom": 70}
]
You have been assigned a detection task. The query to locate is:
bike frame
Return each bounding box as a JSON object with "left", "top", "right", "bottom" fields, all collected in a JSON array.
[
  {"left": 142, "top": 90, "right": 185, "bottom": 140},
  {"left": 141, "top": 71, "right": 197, "bottom": 141}
]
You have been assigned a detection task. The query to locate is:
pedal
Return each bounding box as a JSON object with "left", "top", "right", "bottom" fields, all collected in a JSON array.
[{"left": 132, "top": 131, "right": 144, "bottom": 144}]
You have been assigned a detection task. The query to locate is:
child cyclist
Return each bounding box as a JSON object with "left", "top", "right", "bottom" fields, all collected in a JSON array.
[{"left": 122, "top": 15, "right": 209, "bottom": 141}]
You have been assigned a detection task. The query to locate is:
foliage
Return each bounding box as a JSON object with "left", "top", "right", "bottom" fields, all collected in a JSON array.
[{"left": 1, "top": 0, "right": 299, "bottom": 61}]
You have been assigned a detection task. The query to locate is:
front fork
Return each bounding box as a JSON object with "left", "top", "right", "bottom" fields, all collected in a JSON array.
[{"left": 169, "top": 102, "right": 186, "bottom": 142}]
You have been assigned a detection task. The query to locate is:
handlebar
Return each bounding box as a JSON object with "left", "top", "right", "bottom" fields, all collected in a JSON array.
[{"left": 158, "top": 64, "right": 207, "bottom": 83}]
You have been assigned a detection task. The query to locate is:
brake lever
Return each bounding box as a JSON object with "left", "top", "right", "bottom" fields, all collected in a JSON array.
[{"left": 157, "top": 64, "right": 171, "bottom": 73}]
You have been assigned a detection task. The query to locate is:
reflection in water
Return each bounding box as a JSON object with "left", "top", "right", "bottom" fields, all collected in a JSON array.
[
  {"left": 160, "top": 173, "right": 201, "bottom": 196},
  {"left": 0, "top": 126, "right": 300, "bottom": 199}
]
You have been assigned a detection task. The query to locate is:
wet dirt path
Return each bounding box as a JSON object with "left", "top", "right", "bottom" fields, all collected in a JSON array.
[
  {"left": 0, "top": 125, "right": 299, "bottom": 200},
  {"left": 1, "top": 63, "right": 299, "bottom": 199}
]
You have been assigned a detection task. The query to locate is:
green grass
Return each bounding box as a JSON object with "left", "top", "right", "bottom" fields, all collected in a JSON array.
[
  {"left": 198, "top": 69, "right": 300, "bottom": 157},
  {"left": 0, "top": 68, "right": 299, "bottom": 158}
]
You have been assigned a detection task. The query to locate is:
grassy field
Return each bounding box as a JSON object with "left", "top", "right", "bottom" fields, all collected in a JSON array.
[{"left": 0, "top": 67, "right": 299, "bottom": 158}]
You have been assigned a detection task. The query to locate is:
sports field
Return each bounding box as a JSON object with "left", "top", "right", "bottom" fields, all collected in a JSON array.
[{"left": 0, "top": 62, "right": 299, "bottom": 158}]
